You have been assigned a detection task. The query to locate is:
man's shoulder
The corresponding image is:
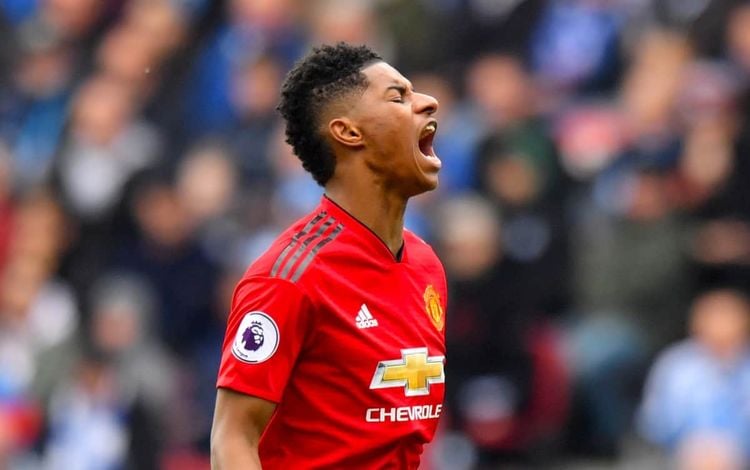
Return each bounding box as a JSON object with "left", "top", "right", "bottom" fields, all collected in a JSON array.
[
  {"left": 649, "top": 340, "right": 712, "bottom": 383},
  {"left": 243, "top": 209, "right": 349, "bottom": 285},
  {"left": 404, "top": 229, "right": 442, "bottom": 266},
  {"left": 404, "top": 228, "right": 431, "bottom": 247}
]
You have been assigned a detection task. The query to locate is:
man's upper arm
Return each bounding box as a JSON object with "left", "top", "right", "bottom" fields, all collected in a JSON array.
[
  {"left": 217, "top": 275, "right": 313, "bottom": 403},
  {"left": 211, "top": 388, "right": 276, "bottom": 469}
]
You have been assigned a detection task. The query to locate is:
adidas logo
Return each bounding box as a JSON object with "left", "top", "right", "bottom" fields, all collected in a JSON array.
[{"left": 356, "top": 304, "right": 379, "bottom": 329}]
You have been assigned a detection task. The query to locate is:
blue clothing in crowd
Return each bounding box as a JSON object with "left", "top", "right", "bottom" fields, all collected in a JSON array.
[{"left": 638, "top": 340, "right": 750, "bottom": 462}]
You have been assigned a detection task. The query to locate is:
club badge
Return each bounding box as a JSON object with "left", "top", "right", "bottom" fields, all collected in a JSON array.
[{"left": 423, "top": 285, "right": 444, "bottom": 332}]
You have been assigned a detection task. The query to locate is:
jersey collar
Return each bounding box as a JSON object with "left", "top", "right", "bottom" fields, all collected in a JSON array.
[{"left": 320, "top": 195, "right": 406, "bottom": 263}]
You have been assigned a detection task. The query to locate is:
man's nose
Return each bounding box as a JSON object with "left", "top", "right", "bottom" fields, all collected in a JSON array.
[{"left": 414, "top": 93, "right": 439, "bottom": 115}]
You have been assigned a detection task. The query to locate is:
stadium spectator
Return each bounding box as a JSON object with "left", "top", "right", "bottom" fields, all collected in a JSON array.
[
  {"left": 53, "top": 74, "right": 161, "bottom": 222},
  {"left": 437, "top": 195, "right": 569, "bottom": 465},
  {"left": 6, "top": 26, "right": 75, "bottom": 188},
  {"left": 223, "top": 54, "right": 283, "bottom": 184},
  {"left": 114, "top": 172, "right": 220, "bottom": 356},
  {"left": 639, "top": 288, "right": 750, "bottom": 469},
  {"left": 41, "top": 343, "right": 160, "bottom": 470}
]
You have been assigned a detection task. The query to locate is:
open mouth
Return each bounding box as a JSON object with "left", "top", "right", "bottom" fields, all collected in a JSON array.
[{"left": 418, "top": 121, "right": 439, "bottom": 160}]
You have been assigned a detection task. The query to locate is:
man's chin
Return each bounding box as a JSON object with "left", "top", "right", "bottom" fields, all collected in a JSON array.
[
  {"left": 422, "top": 175, "right": 439, "bottom": 192},
  {"left": 404, "top": 174, "right": 439, "bottom": 198}
]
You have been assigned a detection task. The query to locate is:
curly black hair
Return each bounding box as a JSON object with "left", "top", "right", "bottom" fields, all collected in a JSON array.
[{"left": 277, "top": 43, "right": 382, "bottom": 186}]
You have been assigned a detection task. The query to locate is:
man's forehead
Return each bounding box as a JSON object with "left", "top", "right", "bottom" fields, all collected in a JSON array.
[{"left": 362, "top": 61, "right": 412, "bottom": 89}]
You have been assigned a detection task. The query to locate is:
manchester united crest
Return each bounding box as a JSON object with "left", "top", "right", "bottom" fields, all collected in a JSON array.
[{"left": 423, "top": 285, "right": 444, "bottom": 331}]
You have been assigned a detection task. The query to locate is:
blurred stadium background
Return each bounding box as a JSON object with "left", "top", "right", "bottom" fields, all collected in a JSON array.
[{"left": 1, "top": 0, "right": 750, "bottom": 468}]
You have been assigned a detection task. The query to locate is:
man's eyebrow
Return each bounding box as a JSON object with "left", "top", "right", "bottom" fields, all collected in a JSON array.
[{"left": 384, "top": 82, "right": 414, "bottom": 94}]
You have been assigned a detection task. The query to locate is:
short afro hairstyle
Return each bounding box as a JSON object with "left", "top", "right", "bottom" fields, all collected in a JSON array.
[{"left": 277, "top": 43, "right": 382, "bottom": 186}]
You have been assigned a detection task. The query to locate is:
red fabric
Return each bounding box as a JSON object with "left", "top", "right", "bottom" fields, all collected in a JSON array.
[
  {"left": 524, "top": 325, "right": 570, "bottom": 442},
  {"left": 217, "top": 196, "right": 447, "bottom": 469},
  {"left": 160, "top": 449, "right": 211, "bottom": 470},
  {"left": 0, "top": 401, "right": 42, "bottom": 449},
  {"left": 0, "top": 202, "right": 14, "bottom": 272},
  {"left": 466, "top": 324, "right": 570, "bottom": 451}
]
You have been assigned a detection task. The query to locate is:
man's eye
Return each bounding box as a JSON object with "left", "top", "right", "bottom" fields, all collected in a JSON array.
[{"left": 390, "top": 96, "right": 404, "bottom": 103}]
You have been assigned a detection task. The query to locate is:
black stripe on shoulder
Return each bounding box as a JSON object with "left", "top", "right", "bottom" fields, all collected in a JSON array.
[
  {"left": 278, "top": 217, "right": 335, "bottom": 279},
  {"left": 270, "top": 212, "right": 327, "bottom": 277},
  {"left": 289, "top": 223, "right": 344, "bottom": 283}
]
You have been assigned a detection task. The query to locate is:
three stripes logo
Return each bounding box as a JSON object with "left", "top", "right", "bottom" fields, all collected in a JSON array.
[
  {"left": 356, "top": 304, "right": 379, "bottom": 329},
  {"left": 271, "top": 212, "right": 344, "bottom": 283}
]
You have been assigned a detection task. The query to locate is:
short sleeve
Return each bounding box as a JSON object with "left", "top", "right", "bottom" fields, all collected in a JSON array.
[{"left": 217, "top": 276, "right": 313, "bottom": 403}]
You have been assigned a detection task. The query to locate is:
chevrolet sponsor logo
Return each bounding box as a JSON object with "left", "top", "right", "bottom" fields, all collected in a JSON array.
[
  {"left": 370, "top": 348, "right": 445, "bottom": 397},
  {"left": 366, "top": 404, "right": 443, "bottom": 423}
]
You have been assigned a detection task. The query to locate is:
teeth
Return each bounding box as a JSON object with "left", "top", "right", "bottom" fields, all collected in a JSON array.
[{"left": 421, "top": 122, "right": 437, "bottom": 138}]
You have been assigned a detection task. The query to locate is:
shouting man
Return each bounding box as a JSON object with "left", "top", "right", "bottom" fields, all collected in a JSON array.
[{"left": 211, "top": 43, "right": 447, "bottom": 469}]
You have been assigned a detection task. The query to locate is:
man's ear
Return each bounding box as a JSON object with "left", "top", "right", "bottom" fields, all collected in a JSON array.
[{"left": 328, "top": 118, "right": 364, "bottom": 148}]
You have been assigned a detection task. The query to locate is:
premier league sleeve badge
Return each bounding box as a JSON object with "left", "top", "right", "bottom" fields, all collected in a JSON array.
[{"left": 231, "top": 311, "right": 280, "bottom": 364}]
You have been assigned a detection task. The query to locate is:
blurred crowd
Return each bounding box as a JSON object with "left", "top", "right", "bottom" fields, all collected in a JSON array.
[{"left": 1, "top": 0, "right": 750, "bottom": 469}]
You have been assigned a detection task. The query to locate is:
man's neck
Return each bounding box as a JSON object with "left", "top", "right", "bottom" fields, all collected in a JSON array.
[{"left": 324, "top": 184, "right": 407, "bottom": 257}]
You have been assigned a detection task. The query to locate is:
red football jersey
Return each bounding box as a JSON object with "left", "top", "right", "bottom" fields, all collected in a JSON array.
[{"left": 217, "top": 195, "right": 447, "bottom": 469}]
